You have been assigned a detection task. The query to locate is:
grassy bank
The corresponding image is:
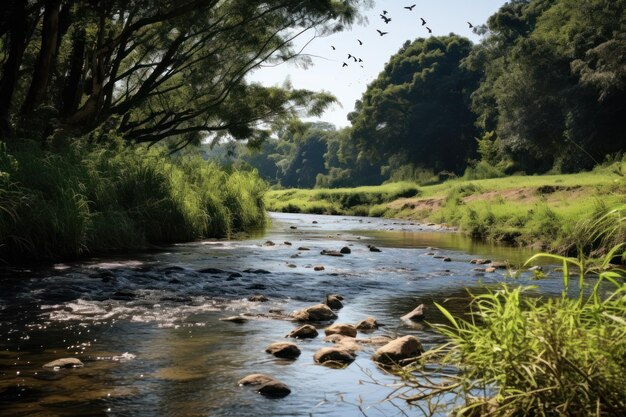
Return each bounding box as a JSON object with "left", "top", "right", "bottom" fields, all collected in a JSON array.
[
  {"left": 266, "top": 163, "right": 626, "bottom": 252},
  {"left": 0, "top": 140, "right": 267, "bottom": 264}
]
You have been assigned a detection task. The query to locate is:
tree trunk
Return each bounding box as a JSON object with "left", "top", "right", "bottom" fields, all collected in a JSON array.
[
  {"left": 0, "top": 0, "right": 28, "bottom": 137},
  {"left": 20, "top": 0, "right": 61, "bottom": 116},
  {"left": 60, "top": 26, "right": 86, "bottom": 116}
]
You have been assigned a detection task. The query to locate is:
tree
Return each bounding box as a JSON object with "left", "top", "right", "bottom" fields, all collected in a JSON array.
[
  {"left": 0, "top": 0, "right": 368, "bottom": 146},
  {"left": 348, "top": 35, "right": 480, "bottom": 174}
]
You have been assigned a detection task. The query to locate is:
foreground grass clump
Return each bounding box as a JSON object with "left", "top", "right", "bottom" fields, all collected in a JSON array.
[
  {"left": 402, "top": 245, "right": 626, "bottom": 416},
  {"left": 0, "top": 140, "right": 267, "bottom": 263}
]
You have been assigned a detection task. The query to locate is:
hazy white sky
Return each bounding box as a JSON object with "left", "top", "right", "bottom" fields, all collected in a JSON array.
[{"left": 249, "top": 0, "right": 507, "bottom": 128}]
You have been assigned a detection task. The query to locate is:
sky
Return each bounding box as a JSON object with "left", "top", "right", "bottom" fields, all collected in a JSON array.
[{"left": 248, "top": 0, "right": 508, "bottom": 128}]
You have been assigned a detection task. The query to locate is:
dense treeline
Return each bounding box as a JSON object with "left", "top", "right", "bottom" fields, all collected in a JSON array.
[{"left": 222, "top": 0, "right": 625, "bottom": 188}]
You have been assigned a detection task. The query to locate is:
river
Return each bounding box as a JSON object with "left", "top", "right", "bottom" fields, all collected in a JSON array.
[{"left": 0, "top": 212, "right": 564, "bottom": 417}]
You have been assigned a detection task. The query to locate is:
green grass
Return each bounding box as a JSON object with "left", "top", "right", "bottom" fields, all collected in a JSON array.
[
  {"left": 0, "top": 139, "right": 267, "bottom": 263},
  {"left": 266, "top": 165, "right": 626, "bottom": 252},
  {"left": 400, "top": 244, "right": 626, "bottom": 416}
]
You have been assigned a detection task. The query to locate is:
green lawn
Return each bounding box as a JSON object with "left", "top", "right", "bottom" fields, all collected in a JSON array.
[{"left": 266, "top": 166, "right": 626, "bottom": 251}]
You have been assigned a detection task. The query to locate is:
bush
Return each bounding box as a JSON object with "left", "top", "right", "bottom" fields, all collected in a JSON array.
[
  {"left": 0, "top": 139, "right": 267, "bottom": 263},
  {"left": 400, "top": 245, "right": 626, "bottom": 416}
]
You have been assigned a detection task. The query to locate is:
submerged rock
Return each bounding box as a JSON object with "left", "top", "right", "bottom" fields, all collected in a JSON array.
[
  {"left": 488, "top": 261, "right": 508, "bottom": 269},
  {"left": 325, "top": 294, "right": 343, "bottom": 310},
  {"left": 401, "top": 304, "right": 425, "bottom": 321},
  {"left": 313, "top": 347, "right": 355, "bottom": 366},
  {"left": 324, "top": 323, "right": 357, "bottom": 338},
  {"left": 248, "top": 295, "right": 269, "bottom": 302},
  {"left": 287, "top": 324, "right": 318, "bottom": 339},
  {"left": 265, "top": 342, "right": 301, "bottom": 359},
  {"left": 292, "top": 304, "right": 337, "bottom": 322},
  {"left": 220, "top": 316, "right": 247, "bottom": 324},
  {"left": 470, "top": 259, "right": 491, "bottom": 265},
  {"left": 372, "top": 335, "right": 423, "bottom": 366},
  {"left": 320, "top": 249, "right": 343, "bottom": 257},
  {"left": 355, "top": 317, "right": 379, "bottom": 331},
  {"left": 43, "top": 358, "right": 84, "bottom": 369},
  {"left": 368, "top": 245, "right": 382, "bottom": 252},
  {"left": 198, "top": 267, "right": 226, "bottom": 274},
  {"left": 313, "top": 265, "right": 325, "bottom": 271},
  {"left": 263, "top": 241, "right": 275, "bottom": 246},
  {"left": 297, "top": 246, "right": 310, "bottom": 251}
]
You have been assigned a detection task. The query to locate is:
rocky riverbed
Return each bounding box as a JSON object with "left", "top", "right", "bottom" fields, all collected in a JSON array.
[{"left": 0, "top": 212, "right": 563, "bottom": 416}]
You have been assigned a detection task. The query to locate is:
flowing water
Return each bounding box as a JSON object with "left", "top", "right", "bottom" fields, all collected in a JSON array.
[{"left": 0, "top": 212, "right": 566, "bottom": 417}]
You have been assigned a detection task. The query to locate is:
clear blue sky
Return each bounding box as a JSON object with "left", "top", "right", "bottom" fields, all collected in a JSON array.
[{"left": 248, "top": 0, "right": 507, "bottom": 128}]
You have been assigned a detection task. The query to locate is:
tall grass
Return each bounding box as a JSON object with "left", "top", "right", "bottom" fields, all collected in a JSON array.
[
  {"left": 0, "top": 139, "right": 267, "bottom": 263},
  {"left": 398, "top": 240, "right": 626, "bottom": 416}
]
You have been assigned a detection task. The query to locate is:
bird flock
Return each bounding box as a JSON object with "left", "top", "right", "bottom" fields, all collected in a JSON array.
[{"left": 332, "top": 4, "right": 474, "bottom": 69}]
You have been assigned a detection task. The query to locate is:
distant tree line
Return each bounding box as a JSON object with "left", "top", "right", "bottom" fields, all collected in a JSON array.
[{"left": 218, "top": 0, "right": 626, "bottom": 188}]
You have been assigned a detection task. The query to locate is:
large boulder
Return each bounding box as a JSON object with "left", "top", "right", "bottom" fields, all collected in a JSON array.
[
  {"left": 286, "top": 324, "right": 318, "bottom": 339},
  {"left": 401, "top": 304, "right": 425, "bottom": 321},
  {"left": 237, "top": 374, "right": 291, "bottom": 398},
  {"left": 340, "top": 247, "right": 351, "bottom": 254},
  {"left": 292, "top": 304, "right": 337, "bottom": 322},
  {"left": 355, "top": 317, "right": 378, "bottom": 331},
  {"left": 372, "top": 335, "right": 423, "bottom": 366},
  {"left": 265, "top": 342, "right": 301, "bottom": 359},
  {"left": 43, "top": 358, "right": 84, "bottom": 369},
  {"left": 313, "top": 347, "right": 355, "bottom": 366},
  {"left": 325, "top": 295, "right": 344, "bottom": 310},
  {"left": 324, "top": 323, "right": 357, "bottom": 338}
]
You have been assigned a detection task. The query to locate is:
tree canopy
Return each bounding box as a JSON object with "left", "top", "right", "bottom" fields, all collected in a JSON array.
[
  {"left": 0, "top": 0, "right": 366, "bottom": 147},
  {"left": 348, "top": 35, "right": 480, "bottom": 174}
]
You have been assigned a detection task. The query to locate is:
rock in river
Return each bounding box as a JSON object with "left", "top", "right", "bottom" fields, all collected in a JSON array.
[
  {"left": 313, "top": 265, "right": 325, "bottom": 271},
  {"left": 401, "top": 304, "right": 425, "bottom": 321},
  {"left": 340, "top": 246, "right": 351, "bottom": 254},
  {"left": 43, "top": 358, "right": 84, "bottom": 369},
  {"left": 325, "top": 294, "right": 343, "bottom": 310},
  {"left": 324, "top": 323, "right": 357, "bottom": 338},
  {"left": 265, "top": 342, "right": 301, "bottom": 359},
  {"left": 292, "top": 304, "right": 337, "bottom": 322},
  {"left": 368, "top": 245, "right": 382, "bottom": 252},
  {"left": 372, "top": 335, "right": 423, "bottom": 366},
  {"left": 287, "top": 324, "right": 318, "bottom": 339},
  {"left": 220, "top": 316, "right": 247, "bottom": 324},
  {"left": 248, "top": 294, "right": 269, "bottom": 302},
  {"left": 320, "top": 249, "right": 343, "bottom": 257},
  {"left": 313, "top": 347, "right": 355, "bottom": 366},
  {"left": 355, "top": 317, "right": 379, "bottom": 331},
  {"left": 238, "top": 374, "right": 291, "bottom": 398}
]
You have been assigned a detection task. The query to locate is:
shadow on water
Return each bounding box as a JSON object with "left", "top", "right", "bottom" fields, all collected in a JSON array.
[{"left": 0, "top": 212, "right": 566, "bottom": 416}]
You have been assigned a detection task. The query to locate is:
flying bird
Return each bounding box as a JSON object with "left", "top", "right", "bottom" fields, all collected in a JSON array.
[
  {"left": 358, "top": 58, "right": 363, "bottom": 62},
  {"left": 420, "top": 17, "right": 426, "bottom": 26},
  {"left": 357, "top": 39, "right": 363, "bottom": 45},
  {"left": 331, "top": 45, "right": 335, "bottom": 50},
  {"left": 382, "top": 10, "right": 388, "bottom": 15},
  {"left": 404, "top": 4, "right": 416, "bottom": 11},
  {"left": 467, "top": 22, "right": 474, "bottom": 28},
  {"left": 376, "top": 29, "right": 388, "bottom": 36},
  {"left": 342, "top": 62, "right": 348, "bottom": 67},
  {"left": 381, "top": 15, "right": 391, "bottom": 24},
  {"left": 348, "top": 53, "right": 352, "bottom": 59},
  {"left": 426, "top": 26, "right": 432, "bottom": 34},
  {"left": 352, "top": 56, "right": 357, "bottom": 62}
]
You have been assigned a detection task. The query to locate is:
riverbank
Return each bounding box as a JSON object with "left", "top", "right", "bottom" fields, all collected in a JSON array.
[
  {"left": 0, "top": 140, "right": 267, "bottom": 264},
  {"left": 266, "top": 167, "right": 626, "bottom": 252}
]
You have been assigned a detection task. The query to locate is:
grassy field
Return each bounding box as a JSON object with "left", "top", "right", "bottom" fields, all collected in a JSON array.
[{"left": 266, "top": 163, "right": 626, "bottom": 251}]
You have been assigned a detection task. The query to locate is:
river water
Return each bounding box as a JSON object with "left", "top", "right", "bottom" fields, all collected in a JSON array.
[{"left": 0, "top": 212, "right": 565, "bottom": 417}]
